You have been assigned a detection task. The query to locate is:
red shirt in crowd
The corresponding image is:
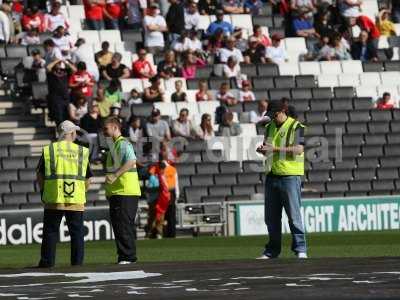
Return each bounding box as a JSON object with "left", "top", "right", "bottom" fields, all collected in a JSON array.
[
  {"left": 131, "top": 60, "right": 156, "bottom": 78},
  {"left": 69, "top": 71, "right": 95, "bottom": 97},
  {"left": 377, "top": 102, "right": 394, "bottom": 110},
  {"left": 357, "top": 15, "right": 381, "bottom": 39},
  {"left": 12, "top": 1, "right": 24, "bottom": 14},
  {"left": 22, "top": 12, "right": 45, "bottom": 32},
  {"left": 105, "top": 0, "right": 125, "bottom": 19},
  {"left": 83, "top": 0, "right": 105, "bottom": 20}
]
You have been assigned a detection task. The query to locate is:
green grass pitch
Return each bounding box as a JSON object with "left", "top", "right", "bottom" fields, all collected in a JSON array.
[{"left": 0, "top": 231, "right": 399, "bottom": 269}]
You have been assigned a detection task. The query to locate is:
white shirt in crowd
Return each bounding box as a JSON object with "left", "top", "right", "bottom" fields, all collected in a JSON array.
[
  {"left": 223, "top": 63, "right": 241, "bottom": 78},
  {"left": 250, "top": 110, "right": 270, "bottom": 124},
  {"left": 71, "top": 43, "right": 100, "bottom": 81},
  {"left": 45, "top": 13, "right": 70, "bottom": 32},
  {"left": 239, "top": 90, "right": 255, "bottom": 102},
  {"left": 184, "top": 10, "right": 200, "bottom": 30},
  {"left": 0, "top": 10, "right": 10, "bottom": 43},
  {"left": 218, "top": 47, "right": 244, "bottom": 63},
  {"left": 173, "top": 37, "right": 202, "bottom": 52},
  {"left": 69, "top": 102, "right": 88, "bottom": 122},
  {"left": 143, "top": 14, "right": 167, "bottom": 48},
  {"left": 339, "top": 0, "right": 361, "bottom": 17},
  {"left": 265, "top": 45, "right": 287, "bottom": 64},
  {"left": 52, "top": 35, "right": 73, "bottom": 52}
]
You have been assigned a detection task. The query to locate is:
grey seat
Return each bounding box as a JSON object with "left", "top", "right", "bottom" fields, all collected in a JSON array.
[
  {"left": 257, "top": 64, "right": 279, "bottom": 76},
  {"left": 237, "top": 173, "right": 261, "bottom": 185},
  {"left": 131, "top": 103, "right": 153, "bottom": 117},
  {"left": 341, "top": 146, "right": 361, "bottom": 158},
  {"left": 331, "top": 98, "right": 353, "bottom": 110},
  {"left": 253, "top": 90, "right": 270, "bottom": 100},
  {"left": 349, "top": 111, "right": 371, "bottom": 122},
  {"left": 0, "top": 182, "right": 10, "bottom": 193},
  {"left": 201, "top": 150, "right": 223, "bottom": 163},
  {"left": 327, "top": 111, "right": 348, "bottom": 122},
  {"left": 390, "top": 121, "right": 400, "bottom": 132},
  {"left": 181, "top": 152, "right": 202, "bottom": 163},
  {"left": 240, "top": 64, "right": 257, "bottom": 77},
  {"left": 292, "top": 99, "right": 309, "bottom": 112},
  {"left": 27, "top": 192, "right": 42, "bottom": 204},
  {"left": 361, "top": 145, "right": 383, "bottom": 157},
  {"left": 343, "top": 134, "right": 364, "bottom": 146},
  {"left": 357, "top": 157, "right": 379, "bottom": 168},
  {"left": 0, "top": 58, "right": 22, "bottom": 76},
  {"left": 325, "top": 123, "right": 345, "bottom": 135},
  {"left": 347, "top": 122, "right": 368, "bottom": 134},
  {"left": 305, "top": 124, "right": 323, "bottom": 136},
  {"left": 295, "top": 75, "right": 316, "bottom": 88},
  {"left": 308, "top": 170, "right": 330, "bottom": 182},
  {"left": 2, "top": 157, "right": 25, "bottom": 169},
  {"left": 178, "top": 175, "right": 191, "bottom": 189},
  {"left": 10, "top": 180, "right": 36, "bottom": 193},
  {"left": 362, "top": 61, "right": 384, "bottom": 72},
  {"left": 372, "top": 180, "right": 395, "bottom": 191},
  {"left": 368, "top": 122, "right": 389, "bottom": 134},
  {"left": 0, "top": 133, "right": 13, "bottom": 145},
  {"left": 370, "top": 110, "right": 392, "bottom": 122},
  {"left": 334, "top": 158, "right": 356, "bottom": 169},
  {"left": 252, "top": 76, "right": 274, "bottom": 89},
  {"left": 353, "top": 169, "right": 376, "bottom": 181},
  {"left": 384, "top": 145, "right": 400, "bottom": 156},
  {"left": 0, "top": 170, "right": 18, "bottom": 181},
  {"left": 380, "top": 157, "right": 400, "bottom": 168},
  {"left": 377, "top": 168, "right": 399, "bottom": 180},
  {"left": 226, "top": 195, "right": 252, "bottom": 201},
  {"left": 0, "top": 146, "right": 8, "bottom": 157},
  {"left": 330, "top": 170, "right": 353, "bottom": 181},
  {"left": 6, "top": 45, "right": 27, "bottom": 58},
  {"left": 349, "top": 181, "right": 371, "bottom": 192},
  {"left": 209, "top": 78, "right": 229, "bottom": 90},
  {"left": 252, "top": 15, "right": 273, "bottom": 27},
  {"left": 208, "top": 185, "right": 232, "bottom": 196},
  {"left": 311, "top": 161, "right": 334, "bottom": 170},
  {"left": 269, "top": 88, "right": 291, "bottom": 100},
  {"left": 18, "top": 168, "right": 36, "bottom": 181},
  {"left": 312, "top": 88, "right": 333, "bottom": 98},
  {"left": 232, "top": 184, "right": 256, "bottom": 195},
  {"left": 243, "top": 101, "right": 260, "bottom": 112},
  {"left": 305, "top": 111, "right": 327, "bottom": 123},
  {"left": 353, "top": 97, "right": 373, "bottom": 110},
  {"left": 190, "top": 174, "right": 214, "bottom": 186},
  {"left": 184, "top": 186, "right": 208, "bottom": 203},
  {"left": 303, "top": 182, "right": 325, "bottom": 192},
  {"left": 274, "top": 76, "right": 295, "bottom": 88},
  {"left": 387, "top": 133, "right": 400, "bottom": 144},
  {"left": 185, "top": 140, "right": 207, "bottom": 152},
  {"left": 214, "top": 173, "right": 237, "bottom": 185},
  {"left": 334, "top": 87, "right": 355, "bottom": 98},
  {"left": 176, "top": 163, "right": 196, "bottom": 176},
  {"left": 242, "top": 160, "right": 264, "bottom": 173},
  {"left": 196, "top": 162, "right": 219, "bottom": 174},
  {"left": 25, "top": 156, "right": 41, "bottom": 168},
  {"left": 2, "top": 192, "right": 26, "bottom": 205},
  {"left": 219, "top": 161, "right": 241, "bottom": 174},
  {"left": 9, "top": 145, "right": 31, "bottom": 157},
  {"left": 364, "top": 134, "right": 386, "bottom": 145},
  {"left": 121, "top": 30, "right": 142, "bottom": 42}
]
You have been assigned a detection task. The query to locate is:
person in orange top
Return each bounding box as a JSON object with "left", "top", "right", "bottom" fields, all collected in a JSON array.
[{"left": 152, "top": 162, "right": 171, "bottom": 239}]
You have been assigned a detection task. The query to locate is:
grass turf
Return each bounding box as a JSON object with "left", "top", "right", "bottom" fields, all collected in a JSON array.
[{"left": 0, "top": 231, "right": 399, "bottom": 269}]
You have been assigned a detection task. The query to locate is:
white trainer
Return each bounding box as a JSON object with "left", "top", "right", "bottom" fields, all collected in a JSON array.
[
  {"left": 297, "top": 253, "right": 308, "bottom": 259},
  {"left": 118, "top": 261, "right": 132, "bottom": 265},
  {"left": 256, "top": 254, "right": 272, "bottom": 260}
]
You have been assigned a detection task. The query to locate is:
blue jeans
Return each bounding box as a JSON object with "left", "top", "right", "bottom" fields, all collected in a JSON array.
[
  {"left": 86, "top": 19, "right": 104, "bottom": 30},
  {"left": 39, "top": 209, "right": 84, "bottom": 267},
  {"left": 264, "top": 175, "right": 306, "bottom": 257}
]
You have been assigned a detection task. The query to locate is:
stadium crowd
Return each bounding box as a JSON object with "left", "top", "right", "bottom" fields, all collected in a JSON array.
[{"left": 0, "top": 0, "right": 398, "bottom": 236}]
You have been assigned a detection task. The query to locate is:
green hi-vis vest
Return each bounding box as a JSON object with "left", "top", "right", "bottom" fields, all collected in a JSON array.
[
  {"left": 42, "top": 141, "right": 89, "bottom": 204},
  {"left": 105, "top": 136, "right": 141, "bottom": 197},
  {"left": 265, "top": 117, "right": 305, "bottom": 176}
]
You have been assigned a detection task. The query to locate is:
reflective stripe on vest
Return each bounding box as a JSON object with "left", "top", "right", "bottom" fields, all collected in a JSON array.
[
  {"left": 105, "top": 136, "right": 141, "bottom": 197},
  {"left": 42, "top": 141, "right": 89, "bottom": 204},
  {"left": 265, "top": 117, "right": 305, "bottom": 176}
]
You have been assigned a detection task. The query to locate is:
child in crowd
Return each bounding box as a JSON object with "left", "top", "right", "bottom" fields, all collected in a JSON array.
[
  {"left": 195, "top": 79, "right": 213, "bottom": 101},
  {"left": 217, "top": 82, "right": 237, "bottom": 106},
  {"left": 127, "top": 88, "right": 143, "bottom": 105},
  {"left": 239, "top": 80, "right": 255, "bottom": 102},
  {"left": 171, "top": 80, "right": 187, "bottom": 102}
]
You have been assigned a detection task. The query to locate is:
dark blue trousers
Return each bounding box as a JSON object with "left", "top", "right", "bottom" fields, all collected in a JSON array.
[{"left": 39, "top": 209, "right": 84, "bottom": 267}]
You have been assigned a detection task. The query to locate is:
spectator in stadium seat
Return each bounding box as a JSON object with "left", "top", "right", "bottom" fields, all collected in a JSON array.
[
  {"left": 222, "top": 0, "right": 245, "bottom": 14},
  {"left": 69, "top": 91, "right": 89, "bottom": 125},
  {"left": 350, "top": 15, "right": 381, "bottom": 46},
  {"left": 172, "top": 108, "right": 198, "bottom": 138},
  {"left": 195, "top": 79, "right": 213, "bottom": 101},
  {"left": 313, "top": 9, "right": 335, "bottom": 38},
  {"left": 376, "top": 92, "right": 395, "bottom": 110},
  {"left": 95, "top": 41, "right": 114, "bottom": 71},
  {"left": 23, "top": 49, "right": 46, "bottom": 83},
  {"left": 205, "top": 27, "right": 225, "bottom": 55},
  {"left": 184, "top": 0, "right": 200, "bottom": 30},
  {"left": 143, "top": 3, "right": 168, "bottom": 54},
  {"left": 143, "top": 75, "right": 165, "bottom": 102},
  {"left": 223, "top": 55, "right": 244, "bottom": 87},
  {"left": 166, "top": 0, "right": 185, "bottom": 43},
  {"left": 103, "top": 0, "right": 124, "bottom": 29},
  {"left": 146, "top": 108, "right": 171, "bottom": 141},
  {"left": 338, "top": 0, "right": 362, "bottom": 18},
  {"left": 96, "top": 85, "right": 113, "bottom": 118},
  {"left": 181, "top": 50, "right": 207, "bottom": 79},
  {"left": 377, "top": 9, "right": 396, "bottom": 37},
  {"left": 46, "top": 59, "right": 76, "bottom": 125},
  {"left": 330, "top": 33, "right": 352, "bottom": 60},
  {"left": 51, "top": 26, "right": 73, "bottom": 59},
  {"left": 206, "top": 9, "right": 233, "bottom": 36},
  {"left": 251, "top": 24, "right": 271, "bottom": 48},
  {"left": 218, "top": 36, "right": 244, "bottom": 63},
  {"left": 244, "top": 0, "right": 263, "bottom": 16},
  {"left": 102, "top": 52, "right": 130, "bottom": 80},
  {"left": 171, "top": 80, "right": 187, "bottom": 102},
  {"left": 313, "top": 35, "right": 333, "bottom": 60},
  {"left": 126, "top": 0, "right": 147, "bottom": 30},
  {"left": 157, "top": 50, "right": 182, "bottom": 79},
  {"left": 234, "top": 27, "right": 249, "bottom": 52},
  {"left": 217, "top": 111, "right": 242, "bottom": 136},
  {"left": 18, "top": 27, "right": 40, "bottom": 45},
  {"left": 293, "top": 11, "right": 318, "bottom": 38},
  {"left": 250, "top": 99, "right": 270, "bottom": 124},
  {"left": 243, "top": 36, "right": 266, "bottom": 64},
  {"left": 105, "top": 78, "right": 123, "bottom": 106},
  {"left": 351, "top": 30, "right": 378, "bottom": 62},
  {"left": 198, "top": 113, "right": 215, "bottom": 140},
  {"left": 83, "top": 0, "right": 105, "bottom": 30},
  {"left": 22, "top": 6, "right": 45, "bottom": 32},
  {"left": 239, "top": 80, "right": 255, "bottom": 102},
  {"left": 71, "top": 38, "right": 100, "bottom": 81},
  {"left": 44, "top": 2, "right": 70, "bottom": 32},
  {"left": 265, "top": 33, "right": 287, "bottom": 64},
  {"left": 198, "top": 0, "right": 220, "bottom": 15},
  {"left": 173, "top": 29, "right": 203, "bottom": 53},
  {"left": 69, "top": 61, "right": 95, "bottom": 98},
  {"left": 43, "top": 38, "right": 63, "bottom": 66},
  {"left": 127, "top": 88, "right": 143, "bottom": 105},
  {"left": 290, "top": 0, "right": 316, "bottom": 22},
  {"left": 128, "top": 115, "right": 144, "bottom": 146},
  {"left": 131, "top": 48, "right": 156, "bottom": 79},
  {"left": 80, "top": 101, "right": 102, "bottom": 161},
  {"left": 217, "top": 82, "right": 238, "bottom": 106}
]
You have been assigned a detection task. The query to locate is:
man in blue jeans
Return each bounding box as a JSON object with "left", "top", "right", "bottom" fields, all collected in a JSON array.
[{"left": 256, "top": 101, "right": 307, "bottom": 259}]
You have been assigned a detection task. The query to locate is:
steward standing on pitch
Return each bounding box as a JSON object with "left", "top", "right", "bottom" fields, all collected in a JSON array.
[
  {"left": 103, "top": 116, "right": 141, "bottom": 264},
  {"left": 256, "top": 101, "right": 307, "bottom": 259},
  {"left": 36, "top": 120, "right": 92, "bottom": 268}
]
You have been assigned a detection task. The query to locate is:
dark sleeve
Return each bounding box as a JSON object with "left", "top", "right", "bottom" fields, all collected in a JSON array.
[
  {"left": 36, "top": 153, "right": 45, "bottom": 176},
  {"left": 351, "top": 43, "right": 359, "bottom": 60},
  {"left": 368, "top": 43, "right": 378, "bottom": 59},
  {"left": 86, "top": 163, "right": 93, "bottom": 179},
  {"left": 293, "top": 125, "right": 305, "bottom": 146}
]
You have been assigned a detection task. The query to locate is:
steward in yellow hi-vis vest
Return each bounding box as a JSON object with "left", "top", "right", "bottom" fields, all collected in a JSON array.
[
  {"left": 36, "top": 121, "right": 93, "bottom": 268},
  {"left": 103, "top": 116, "right": 141, "bottom": 264},
  {"left": 256, "top": 101, "right": 307, "bottom": 260}
]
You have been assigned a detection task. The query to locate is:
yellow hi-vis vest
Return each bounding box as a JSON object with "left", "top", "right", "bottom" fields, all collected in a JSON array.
[
  {"left": 265, "top": 116, "right": 305, "bottom": 176},
  {"left": 105, "top": 136, "right": 141, "bottom": 197},
  {"left": 42, "top": 141, "right": 89, "bottom": 204}
]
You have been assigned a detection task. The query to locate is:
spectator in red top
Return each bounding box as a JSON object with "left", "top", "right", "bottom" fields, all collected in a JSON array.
[
  {"left": 22, "top": 6, "right": 45, "bottom": 32},
  {"left": 103, "top": 0, "right": 125, "bottom": 29},
  {"left": 376, "top": 92, "right": 395, "bottom": 110},
  {"left": 131, "top": 48, "right": 156, "bottom": 78},
  {"left": 69, "top": 62, "right": 95, "bottom": 98},
  {"left": 83, "top": 0, "right": 106, "bottom": 30},
  {"left": 251, "top": 24, "right": 271, "bottom": 47},
  {"left": 350, "top": 15, "right": 381, "bottom": 46}
]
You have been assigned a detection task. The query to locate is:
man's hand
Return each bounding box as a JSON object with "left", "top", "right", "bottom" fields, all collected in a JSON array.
[
  {"left": 256, "top": 143, "right": 274, "bottom": 155},
  {"left": 106, "top": 174, "right": 117, "bottom": 184}
]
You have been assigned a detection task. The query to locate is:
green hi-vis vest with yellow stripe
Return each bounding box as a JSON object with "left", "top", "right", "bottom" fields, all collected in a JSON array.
[
  {"left": 42, "top": 141, "right": 89, "bottom": 204},
  {"left": 105, "top": 136, "right": 141, "bottom": 197},
  {"left": 265, "top": 117, "right": 305, "bottom": 176}
]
